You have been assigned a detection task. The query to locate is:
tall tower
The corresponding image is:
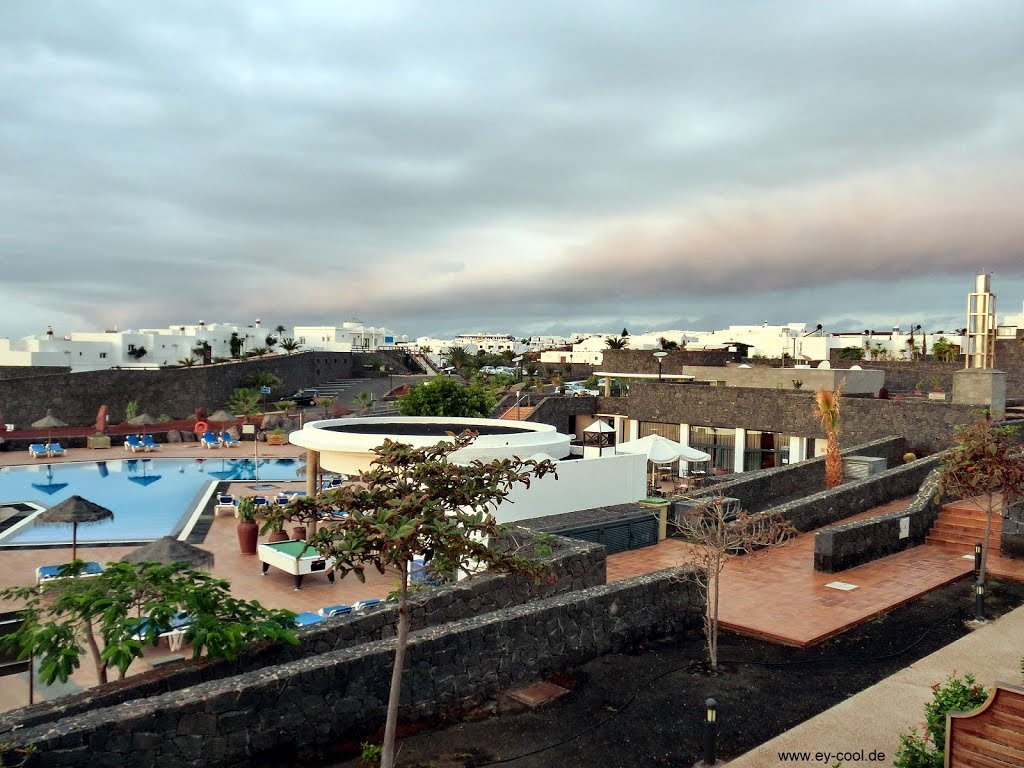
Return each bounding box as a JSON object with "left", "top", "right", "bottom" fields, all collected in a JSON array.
[{"left": 965, "top": 273, "right": 996, "bottom": 369}]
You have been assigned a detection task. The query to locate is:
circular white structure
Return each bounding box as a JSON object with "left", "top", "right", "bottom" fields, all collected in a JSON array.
[{"left": 289, "top": 416, "right": 572, "bottom": 475}]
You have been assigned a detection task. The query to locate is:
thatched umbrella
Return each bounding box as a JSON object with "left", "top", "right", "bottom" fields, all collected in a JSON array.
[
  {"left": 36, "top": 495, "right": 114, "bottom": 561},
  {"left": 121, "top": 536, "right": 214, "bottom": 570},
  {"left": 32, "top": 409, "right": 67, "bottom": 447},
  {"left": 127, "top": 413, "right": 159, "bottom": 426}
]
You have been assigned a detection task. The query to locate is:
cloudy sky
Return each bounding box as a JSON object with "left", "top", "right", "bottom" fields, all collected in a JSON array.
[{"left": 3, "top": 1, "right": 1024, "bottom": 342}]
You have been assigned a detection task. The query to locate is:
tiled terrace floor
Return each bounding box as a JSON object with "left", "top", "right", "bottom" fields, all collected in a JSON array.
[
  {"left": 0, "top": 443, "right": 396, "bottom": 713},
  {"left": 607, "top": 498, "right": 1024, "bottom": 648}
]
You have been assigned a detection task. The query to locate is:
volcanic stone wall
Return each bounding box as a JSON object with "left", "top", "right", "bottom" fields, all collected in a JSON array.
[
  {"left": 813, "top": 465, "right": 943, "bottom": 572},
  {"left": 0, "top": 351, "right": 353, "bottom": 426},
  {"left": 4, "top": 569, "right": 703, "bottom": 768},
  {"left": 598, "top": 381, "right": 978, "bottom": 450},
  {"left": 526, "top": 394, "right": 601, "bottom": 434},
  {"left": 601, "top": 348, "right": 734, "bottom": 374}
]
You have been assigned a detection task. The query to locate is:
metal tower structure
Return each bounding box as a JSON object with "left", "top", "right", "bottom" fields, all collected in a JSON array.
[{"left": 965, "top": 273, "right": 996, "bottom": 369}]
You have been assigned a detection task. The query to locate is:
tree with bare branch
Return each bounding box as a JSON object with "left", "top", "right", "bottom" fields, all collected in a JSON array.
[
  {"left": 671, "top": 495, "right": 792, "bottom": 670},
  {"left": 814, "top": 383, "right": 844, "bottom": 488}
]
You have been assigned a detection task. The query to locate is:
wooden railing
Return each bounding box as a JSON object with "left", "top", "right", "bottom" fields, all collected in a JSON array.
[{"left": 946, "top": 681, "right": 1024, "bottom": 767}]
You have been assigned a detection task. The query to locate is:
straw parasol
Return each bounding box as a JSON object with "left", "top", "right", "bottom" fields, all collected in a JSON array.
[
  {"left": 121, "top": 536, "right": 214, "bottom": 570},
  {"left": 127, "top": 413, "right": 159, "bottom": 426},
  {"left": 36, "top": 495, "right": 114, "bottom": 561},
  {"left": 32, "top": 409, "right": 67, "bottom": 447},
  {"left": 31, "top": 464, "right": 68, "bottom": 496}
]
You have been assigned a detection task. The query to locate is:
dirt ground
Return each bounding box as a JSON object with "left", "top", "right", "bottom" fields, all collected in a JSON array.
[{"left": 276, "top": 577, "right": 1024, "bottom": 768}]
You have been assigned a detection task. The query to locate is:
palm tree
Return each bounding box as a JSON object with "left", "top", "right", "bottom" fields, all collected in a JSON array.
[
  {"left": 352, "top": 391, "right": 373, "bottom": 413},
  {"left": 178, "top": 357, "right": 198, "bottom": 367},
  {"left": 245, "top": 371, "right": 283, "bottom": 390},
  {"left": 605, "top": 336, "right": 629, "bottom": 350},
  {"left": 228, "top": 388, "right": 262, "bottom": 420},
  {"left": 279, "top": 338, "right": 302, "bottom": 355},
  {"left": 814, "top": 384, "right": 844, "bottom": 489},
  {"left": 442, "top": 346, "right": 471, "bottom": 371},
  {"left": 274, "top": 324, "right": 287, "bottom": 339}
]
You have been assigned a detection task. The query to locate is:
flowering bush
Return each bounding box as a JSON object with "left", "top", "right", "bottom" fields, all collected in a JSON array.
[{"left": 894, "top": 672, "right": 988, "bottom": 768}]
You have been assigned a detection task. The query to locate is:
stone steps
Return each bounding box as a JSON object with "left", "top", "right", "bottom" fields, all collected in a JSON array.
[{"left": 926, "top": 500, "right": 1002, "bottom": 548}]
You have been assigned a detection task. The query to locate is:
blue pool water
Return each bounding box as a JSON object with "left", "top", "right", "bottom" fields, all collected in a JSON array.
[{"left": 0, "top": 458, "right": 302, "bottom": 546}]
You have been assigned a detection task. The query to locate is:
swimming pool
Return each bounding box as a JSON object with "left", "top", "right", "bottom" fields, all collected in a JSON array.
[{"left": 0, "top": 458, "right": 303, "bottom": 547}]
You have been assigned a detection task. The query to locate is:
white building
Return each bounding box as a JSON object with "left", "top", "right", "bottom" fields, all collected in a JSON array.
[
  {"left": 292, "top": 321, "right": 400, "bottom": 353},
  {"left": 0, "top": 320, "right": 288, "bottom": 372}
]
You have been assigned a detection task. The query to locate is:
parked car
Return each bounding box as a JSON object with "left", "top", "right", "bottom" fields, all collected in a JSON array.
[
  {"left": 562, "top": 382, "right": 599, "bottom": 397},
  {"left": 288, "top": 389, "right": 321, "bottom": 406}
]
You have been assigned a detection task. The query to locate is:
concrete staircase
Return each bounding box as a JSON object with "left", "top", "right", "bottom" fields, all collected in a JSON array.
[
  {"left": 926, "top": 499, "right": 1003, "bottom": 549},
  {"left": 499, "top": 406, "right": 535, "bottom": 421}
]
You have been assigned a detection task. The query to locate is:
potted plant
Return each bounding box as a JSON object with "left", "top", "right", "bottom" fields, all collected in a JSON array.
[
  {"left": 928, "top": 376, "right": 949, "bottom": 401},
  {"left": 265, "top": 427, "right": 286, "bottom": 446},
  {"left": 236, "top": 497, "right": 260, "bottom": 555},
  {"left": 913, "top": 381, "right": 924, "bottom": 395},
  {"left": 258, "top": 504, "right": 290, "bottom": 543}
]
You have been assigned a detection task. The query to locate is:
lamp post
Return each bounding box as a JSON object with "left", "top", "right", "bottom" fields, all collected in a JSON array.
[
  {"left": 653, "top": 351, "right": 668, "bottom": 381},
  {"left": 511, "top": 356, "right": 524, "bottom": 419},
  {"left": 974, "top": 541, "right": 982, "bottom": 579},
  {"left": 975, "top": 579, "right": 986, "bottom": 622},
  {"left": 703, "top": 697, "right": 718, "bottom": 765}
]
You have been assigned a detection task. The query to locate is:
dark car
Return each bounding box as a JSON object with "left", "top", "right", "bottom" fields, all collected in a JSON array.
[{"left": 288, "top": 389, "right": 320, "bottom": 407}]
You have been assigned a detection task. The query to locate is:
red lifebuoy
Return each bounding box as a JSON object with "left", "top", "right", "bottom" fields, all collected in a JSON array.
[{"left": 194, "top": 421, "right": 209, "bottom": 434}]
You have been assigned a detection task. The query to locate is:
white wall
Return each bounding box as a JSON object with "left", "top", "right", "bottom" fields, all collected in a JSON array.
[{"left": 493, "top": 452, "right": 648, "bottom": 524}]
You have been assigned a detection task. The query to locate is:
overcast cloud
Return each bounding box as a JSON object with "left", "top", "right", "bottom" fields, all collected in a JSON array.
[{"left": 2, "top": 1, "right": 1023, "bottom": 340}]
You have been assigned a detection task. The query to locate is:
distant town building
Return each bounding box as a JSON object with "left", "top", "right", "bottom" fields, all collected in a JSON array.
[{"left": 292, "top": 321, "right": 399, "bottom": 352}]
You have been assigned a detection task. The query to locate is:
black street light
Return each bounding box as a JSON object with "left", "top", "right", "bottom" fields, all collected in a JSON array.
[
  {"left": 975, "top": 580, "right": 986, "bottom": 622},
  {"left": 974, "top": 541, "right": 982, "bottom": 579},
  {"left": 653, "top": 351, "right": 668, "bottom": 381}
]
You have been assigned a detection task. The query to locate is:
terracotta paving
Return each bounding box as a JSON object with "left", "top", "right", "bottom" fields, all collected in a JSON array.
[
  {"left": 0, "top": 443, "right": 396, "bottom": 713},
  {"left": 607, "top": 498, "right": 1024, "bottom": 648}
]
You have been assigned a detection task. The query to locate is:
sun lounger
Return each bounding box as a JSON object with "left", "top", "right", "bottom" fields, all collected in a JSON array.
[
  {"left": 46, "top": 443, "right": 67, "bottom": 457},
  {"left": 124, "top": 435, "right": 146, "bottom": 453},
  {"left": 36, "top": 561, "right": 104, "bottom": 585},
  {"left": 219, "top": 431, "right": 239, "bottom": 447},
  {"left": 352, "top": 598, "right": 382, "bottom": 611},
  {"left": 214, "top": 494, "right": 238, "bottom": 517},
  {"left": 200, "top": 432, "right": 221, "bottom": 449},
  {"left": 130, "top": 612, "right": 191, "bottom": 651},
  {"left": 28, "top": 444, "right": 49, "bottom": 459},
  {"left": 142, "top": 434, "right": 160, "bottom": 451},
  {"left": 317, "top": 604, "right": 352, "bottom": 618},
  {"left": 294, "top": 611, "right": 326, "bottom": 628}
]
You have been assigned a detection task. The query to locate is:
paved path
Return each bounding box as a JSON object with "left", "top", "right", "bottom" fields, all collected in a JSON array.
[{"left": 726, "top": 603, "right": 1024, "bottom": 767}]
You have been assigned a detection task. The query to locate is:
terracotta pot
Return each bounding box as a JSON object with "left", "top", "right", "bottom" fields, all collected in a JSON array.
[
  {"left": 267, "top": 529, "right": 289, "bottom": 543},
  {"left": 291, "top": 526, "right": 307, "bottom": 541},
  {"left": 237, "top": 520, "right": 259, "bottom": 556}
]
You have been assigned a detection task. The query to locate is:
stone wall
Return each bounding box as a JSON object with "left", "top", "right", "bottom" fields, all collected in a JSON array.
[
  {"left": 756, "top": 454, "right": 941, "bottom": 534},
  {"left": 599, "top": 382, "right": 978, "bottom": 451},
  {"left": 601, "top": 349, "right": 734, "bottom": 375},
  {"left": 0, "top": 530, "right": 604, "bottom": 734},
  {"left": 5, "top": 569, "right": 704, "bottom": 768},
  {"left": 527, "top": 394, "right": 600, "bottom": 434},
  {"left": 0, "top": 365, "right": 69, "bottom": 381},
  {"left": 0, "top": 352, "right": 353, "bottom": 426},
  {"left": 696, "top": 437, "right": 907, "bottom": 513},
  {"left": 813, "top": 466, "right": 943, "bottom": 572},
  {"left": 1002, "top": 501, "right": 1024, "bottom": 559}
]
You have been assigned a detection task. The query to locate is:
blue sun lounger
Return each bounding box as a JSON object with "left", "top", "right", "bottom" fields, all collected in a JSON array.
[
  {"left": 46, "top": 443, "right": 67, "bottom": 457},
  {"left": 294, "top": 611, "right": 326, "bottom": 628},
  {"left": 317, "top": 604, "right": 352, "bottom": 618},
  {"left": 219, "top": 431, "right": 239, "bottom": 447},
  {"left": 142, "top": 434, "right": 160, "bottom": 451},
  {"left": 352, "top": 598, "right": 382, "bottom": 611},
  {"left": 124, "top": 435, "right": 146, "bottom": 453},
  {"left": 200, "top": 432, "right": 221, "bottom": 449},
  {"left": 28, "top": 444, "right": 48, "bottom": 459},
  {"left": 36, "top": 561, "right": 104, "bottom": 585}
]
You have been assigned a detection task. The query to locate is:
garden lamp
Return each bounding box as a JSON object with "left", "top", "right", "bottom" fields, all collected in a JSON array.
[{"left": 653, "top": 351, "right": 668, "bottom": 381}]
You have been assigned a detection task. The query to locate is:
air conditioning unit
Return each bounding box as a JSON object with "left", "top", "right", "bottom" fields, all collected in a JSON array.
[{"left": 842, "top": 456, "right": 887, "bottom": 480}]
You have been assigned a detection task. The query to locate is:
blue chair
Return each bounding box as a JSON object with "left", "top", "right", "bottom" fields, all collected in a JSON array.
[
  {"left": 219, "top": 431, "right": 239, "bottom": 447},
  {"left": 142, "top": 434, "right": 160, "bottom": 451},
  {"left": 252, "top": 496, "right": 269, "bottom": 507},
  {"left": 36, "top": 561, "right": 104, "bottom": 585},
  {"left": 46, "top": 443, "right": 67, "bottom": 457},
  {"left": 200, "top": 432, "right": 221, "bottom": 449},
  {"left": 28, "top": 444, "right": 48, "bottom": 459},
  {"left": 294, "top": 611, "right": 326, "bottom": 628},
  {"left": 124, "top": 435, "right": 145, "bottom": 453},
  {"left": 317, "top": 604, "right": 352, "bottom": 618},
  {"left": 352, "top": 599, "right": 382, "bottom": 611}
]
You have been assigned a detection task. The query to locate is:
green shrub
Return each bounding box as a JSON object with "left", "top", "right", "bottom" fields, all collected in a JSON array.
[{"left": 894, "top": 673, "right": 988, "bottom": 768}]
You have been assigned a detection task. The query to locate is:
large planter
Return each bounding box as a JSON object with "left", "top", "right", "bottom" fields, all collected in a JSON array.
[
  {"left": 266, "top": 433, "right": 286, "bottom": 446},
  {"left": 87, "top": 435, "right": 111, "bottom": 449},
  {"left": 267, "top": 529, "right": 289, "bottom": 543},
  {"left": 237, "top": 520, "right": 259, "bottom": 555}
]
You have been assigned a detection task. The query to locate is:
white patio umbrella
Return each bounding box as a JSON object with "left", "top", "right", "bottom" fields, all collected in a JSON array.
[{"left": 617, "top": 434, "right": 711, "bottom": 485}]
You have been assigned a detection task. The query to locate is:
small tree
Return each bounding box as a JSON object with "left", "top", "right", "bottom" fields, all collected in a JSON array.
[
  {"left": 658, "top": 337, "right": 679, "bottom": 350},
  {"left": 605, "top": 335, "right": 628, "bottom": 350},
  {"left": 229, "top": 332, "right": 243, "bottom": 358},
  {"left": 244, "top": 371, "right": 283, "bottom": 390},
  {"left": 0, "top": 561, "right": 297, "bottom": 686},
  {"left": 814, "top": 384, "right": 844, "bottom": 488},
  {"left": 671, "top": 497, "right": 791, "bottom": 670},
  {"left": 279, "top": 338, "right": 302, "bottom": 355},
  {"left": 125, "top": 400, "right": 140, "bottom": 422},
  {"left": 398, "top": 377, "right": 495, "bottom": 418},
  {"left": 936, "top": 417, "right": 1024, "bottom": 587},
  {"left": 228, "top": 387, "right": 263, "bottom": 420},
  {"left": 306, "top": 433, "right": 557, "bottom": 768},
  {"left": 352, "top": 391, "right": 373, "bottom": 413},
  {"left": 931, "top": 336, "right": 956, "bottom": 363}
]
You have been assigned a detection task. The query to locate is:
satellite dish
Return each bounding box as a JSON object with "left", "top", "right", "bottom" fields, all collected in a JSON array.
[
  {"left": 850, "top": 365, "right": 863, "bottom": 370},
  {"left": 817, "top": 361, "right": 831, "bottom": 369}
]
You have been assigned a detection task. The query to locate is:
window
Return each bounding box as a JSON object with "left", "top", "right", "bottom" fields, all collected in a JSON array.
[
  {"left": 639, "top": 422, "right": 680, "bottom": 441},
  {"left": 99, "top": 352, "right": 107, "bottom": 359},
  {"left": 128, "top": 344, "right": 136, "bottom": 352}
]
